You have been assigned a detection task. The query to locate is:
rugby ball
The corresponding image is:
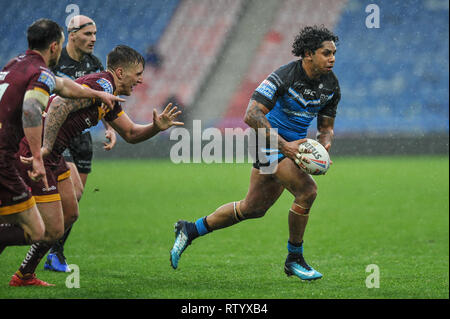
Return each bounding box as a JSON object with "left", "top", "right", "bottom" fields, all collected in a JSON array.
[{"left": 296, "top": 139, "right": 330, "bottom": 175}]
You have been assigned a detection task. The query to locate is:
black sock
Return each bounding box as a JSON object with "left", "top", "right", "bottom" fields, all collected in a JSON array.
[
  {"left": 186, "top": 221, "right": 200, "bottom": 240},
  {"left": 49, "top": 225, "right": 73, "bottom": 254},
  {"left": 18, "top": 242, "right": 51, "bottom": 276}
]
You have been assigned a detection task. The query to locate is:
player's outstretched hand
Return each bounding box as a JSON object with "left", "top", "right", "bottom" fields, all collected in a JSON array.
[
  {"left": 103, "top": 128, "right": 117, "bottom": 151},
  {"left": 153, "top": 103, "right": 184, "bottom": 131},
  {"left": 96, "top": 91, "right": 125, "bottom": 111}
]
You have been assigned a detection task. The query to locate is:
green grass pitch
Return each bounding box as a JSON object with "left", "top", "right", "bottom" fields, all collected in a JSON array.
[{"left": 0, "top": 156, "right": 448, "bottom": 299}]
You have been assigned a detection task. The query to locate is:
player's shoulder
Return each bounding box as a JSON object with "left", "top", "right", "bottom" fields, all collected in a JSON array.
[
  {"left": 52, "top": 48, "right": 71, "bottom": 69},
  {"left": 17, "top": 51, "right": 53, "bottom": 74},
  {"left": 85, "top": 53, "right": 104, "bottom": 70},
  {"left": 23, "top": 52, "right": 55, "bottom": 80},
  {"left": 323, "top": 70, "right": 340, "bottom": 91},
  {"left": 327, "top": 70, "right": 339, "bottom": 84},
  {"left": 269, "top": 60, "right": 301, "bottom": 87},
  {"left": 273, "top": 60, "right": 299, "bottom": 77},
  {"left": 51, "top": 49, "right": 75, "bottom": 77},
  {"left": 76, "top": 71, "right": 114, "bottom": 93}
]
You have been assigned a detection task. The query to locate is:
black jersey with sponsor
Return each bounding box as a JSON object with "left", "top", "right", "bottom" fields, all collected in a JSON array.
[
  {"left": 52, "top": 47, "right": 103, "bottom": 80},
  {"left": 251, "top": 60, "right": 341, "bottom": 141}
]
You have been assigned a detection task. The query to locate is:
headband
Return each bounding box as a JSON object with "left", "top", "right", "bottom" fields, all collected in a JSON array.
[{"left": 68, "top": 22, "right": 95, "bottom": 33}]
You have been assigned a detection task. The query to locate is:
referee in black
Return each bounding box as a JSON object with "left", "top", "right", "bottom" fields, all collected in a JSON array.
[{"left": 44, "top": 15, "right": 117, "bottom": 272}]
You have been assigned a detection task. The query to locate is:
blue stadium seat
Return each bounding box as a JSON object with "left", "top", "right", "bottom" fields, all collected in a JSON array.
[
  {"left": 0, "top": 0, "right": 180, "bottom": 68},
  {"left": 333, "top": 0, "right": 448, "bottom": 133}
]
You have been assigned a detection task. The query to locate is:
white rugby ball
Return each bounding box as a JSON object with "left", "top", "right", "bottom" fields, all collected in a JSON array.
[{"left": 297, "top": 139, "right": 331, "bottom": 175}]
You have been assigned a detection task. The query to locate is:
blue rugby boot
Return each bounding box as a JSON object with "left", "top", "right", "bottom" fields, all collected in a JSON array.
[
  {"left": 170, "top": 218, "right": 212, "bottom": 269},
  {"left": 170, "top": 220, "right": 194, "bottom": 269},
  {"left": 44, "top": 252, "right": 71, "bottom": 273},
  {"left": 284, "top": 241, "right": 322, "bottom": 281},
  {"left": 284, "top": 253, "right": 323, "bottom": 280}
]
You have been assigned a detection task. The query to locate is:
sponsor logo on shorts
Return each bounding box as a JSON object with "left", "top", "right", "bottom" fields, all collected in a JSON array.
[
  {"left": 12, "top": 192, "right": 28, "bottom": 202},
  {"left": 43, "top": 185, "right": 57, "bottom": 192}
]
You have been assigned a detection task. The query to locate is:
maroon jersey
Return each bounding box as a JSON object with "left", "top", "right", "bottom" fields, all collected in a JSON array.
[
  {"left": 0, "top": 50, "right": 55, "bottom": 213},
  {"left": 43, "top": 71, "right": 124, "bottom": 166},
  {"left": 0, "top": 50, "right": 56, "bottom": 161}
]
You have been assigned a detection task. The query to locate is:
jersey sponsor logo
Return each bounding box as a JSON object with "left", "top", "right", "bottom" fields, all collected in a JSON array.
[
  {"left": 255, "top": 80, "right": 277, "bottom": 100},
  {"left": 84, "top": 117, "right": 93, "bottom": 127},
  {"left": 37, "top": 70, "right": 56, "bottom": 93},
  {"left": 319, "top": 93, "right": 332, "bottom": 105},
  {"left": 96, "top": 78, "right": 113, "bottom": 94},
  {"left": 282, "top": 108, "right": 316, "bottom": 119},
  {"left": 0, "top": 71, "right": 9, "bottom": 81},
  {"left": 75, "top": 71, "right": 87, "bottom": 78},
  {"left": 303, "top": 88, "right": 316, "bottom": 96},
  {"left": 288, "top": 87, "right": 334, "bottom": 108},
  {"left": 58, "top": 65, "right": 75, "bottom": 70}
]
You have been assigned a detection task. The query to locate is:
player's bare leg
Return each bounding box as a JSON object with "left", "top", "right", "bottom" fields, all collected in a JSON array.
[
  {"left": 10, "top": 201, "right": 64, "bottom": 287},
  {"left": 68, "top": 162, "right": 85, "bottom": 201},
  {"left": 275, "top": 159, "right": 317, "bottom": 244},
  {"left": 45, "top": 176, "right": 79, "bottom": 272},
  {"left": 274, "top": 159, "right": 322, "bottom": 280},
  {"left": 58, "top": 176, "right": 80, "bottom": 229},
  {"left": 170, "top": 168, "right": 284, "bottom": 269},
  {"left": 206, "top": 168, "right": 285, "bottom": 228}
]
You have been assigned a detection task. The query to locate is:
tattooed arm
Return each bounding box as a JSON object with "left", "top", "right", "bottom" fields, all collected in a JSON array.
[
  {"left": 244, "top": 99, "right": 308, "bottom": 162},
  {"left": 42, "top": 96, "right": 92, "bottom": 154},
  {"left": 22, "top": 97, "right": 47, "bottom": 182},
  {"left": 54, "top": 76, "right": 124, "bottom": 110}
]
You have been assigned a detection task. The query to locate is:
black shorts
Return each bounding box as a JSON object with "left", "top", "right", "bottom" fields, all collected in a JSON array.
[
  {"left": 250, "top": 136, "right": 286, "bottom": 171},
  {"left": 252, "top": 155, "right": 286, "bottom": 170},
  {"left": 63, "top": 131, "right": 93, "bottom": 174}
]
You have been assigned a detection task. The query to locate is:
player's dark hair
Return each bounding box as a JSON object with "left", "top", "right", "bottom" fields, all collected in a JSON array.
[
  {"left": 27, "top": 18, "right": 63, "bottom": 51},
  {"left": 107, "top": 45, "right": 145, "bottom": 70},
  {"left": 292, "top": 25, "right": 339, "bottom": 57}
]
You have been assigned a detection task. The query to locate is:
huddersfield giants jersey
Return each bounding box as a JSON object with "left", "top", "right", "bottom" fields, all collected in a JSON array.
[
  {"left": 44, "top": 71, "right": 123, "bottom": 165},
  {"left": 52, "top": 47, "right": 103, "bottom": 80},
  {"left": 251, "top": 60, "right": 340, "bottom": 142},
  {"left": 0, "top": 50, "right": 56, "bottom": 159}
]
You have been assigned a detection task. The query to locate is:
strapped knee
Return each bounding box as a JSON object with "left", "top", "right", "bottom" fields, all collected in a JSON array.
[
  {"left": 233, "top": 201, "right": 246, "bottom": 222},
  {"left": 289, "top": 202, "right": 310, "bottom": 216}
]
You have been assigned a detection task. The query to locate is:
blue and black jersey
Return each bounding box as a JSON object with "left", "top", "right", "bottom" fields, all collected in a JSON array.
[
  {"left": 251, "top": 60, "right": 340, "bottom": 142},
  {"left": 52, "top": 47, "right": 103, "bottom": 80}
]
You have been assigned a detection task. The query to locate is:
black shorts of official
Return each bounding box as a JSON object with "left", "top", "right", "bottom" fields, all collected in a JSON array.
[{"left": 62, "top": 131, "right": 93, "bottom": 174}]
